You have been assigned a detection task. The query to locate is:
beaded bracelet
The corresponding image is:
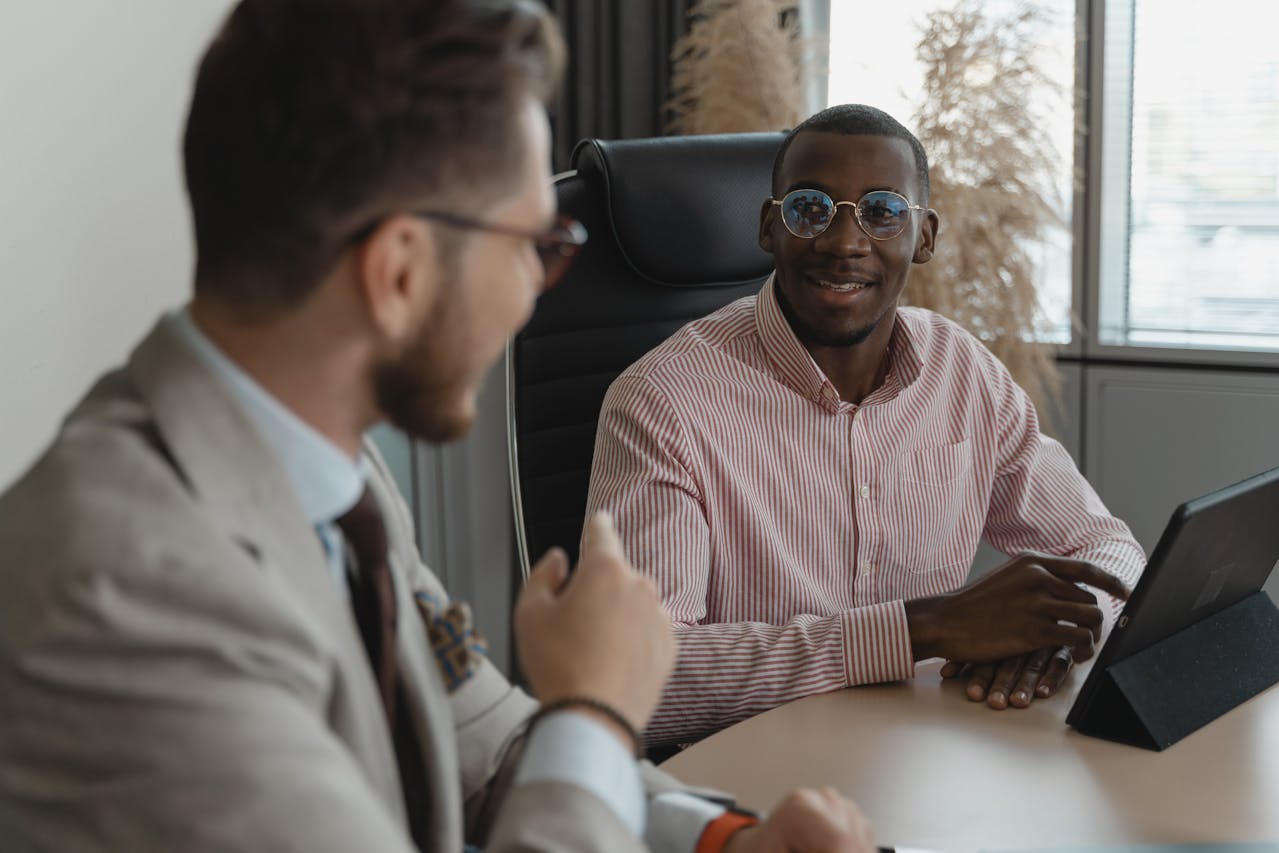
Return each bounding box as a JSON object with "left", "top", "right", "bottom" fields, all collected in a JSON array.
[{"left": 530, "top": 696, "right": 644, "bottom": 758}]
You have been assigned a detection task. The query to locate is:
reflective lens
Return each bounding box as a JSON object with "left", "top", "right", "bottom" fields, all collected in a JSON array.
[
  {"left": 777, "top": 189, "right": 917, "bottom": 240},
  {"left": 780, "top": 190, "right": 836, "bottom": 238},
  {"left": 856, "top": 191, "right": 913, "bottom": 238}
]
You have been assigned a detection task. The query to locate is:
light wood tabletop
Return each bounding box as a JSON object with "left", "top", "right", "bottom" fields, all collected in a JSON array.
[{"left": 661, "top": 659, "right": 1279, "bottom": 853}]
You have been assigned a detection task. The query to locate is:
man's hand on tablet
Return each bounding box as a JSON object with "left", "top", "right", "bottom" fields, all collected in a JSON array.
[
  {"left": 904, "top": 552, "right": 1129, "bottom": 664},
  {"left": 904, "top": 551, "right": 1130, "bottom": 710}
]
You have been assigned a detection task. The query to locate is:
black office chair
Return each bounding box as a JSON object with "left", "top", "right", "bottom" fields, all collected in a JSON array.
[{"left": 506, "top": 132, "right": 785, "bottom": 577}]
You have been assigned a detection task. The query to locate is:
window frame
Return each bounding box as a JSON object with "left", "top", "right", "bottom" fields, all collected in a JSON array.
[{"left": 1080, "top": 0, "right": 1279, "bottom": 370}]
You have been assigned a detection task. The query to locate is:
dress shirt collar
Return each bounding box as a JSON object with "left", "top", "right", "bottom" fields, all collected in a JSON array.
[
  {"left": 167, "top": 308, "right": 365, "bottom": 526},
  {"left": 755, "top": 273, "right": 924, "bottom": 413}
]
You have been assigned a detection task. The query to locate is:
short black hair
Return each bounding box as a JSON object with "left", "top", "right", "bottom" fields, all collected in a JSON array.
[{"left": 772, "top": 104, "right": 930, "bottom": 202}]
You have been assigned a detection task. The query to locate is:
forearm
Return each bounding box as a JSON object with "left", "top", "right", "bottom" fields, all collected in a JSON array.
[{"left": 646, "top": 603, "right": 914, "bottom": 745}]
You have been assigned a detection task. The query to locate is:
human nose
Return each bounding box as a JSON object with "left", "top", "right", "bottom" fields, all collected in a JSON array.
[{"left": 813, "top": 202, "right": 871, "bottom": 256}]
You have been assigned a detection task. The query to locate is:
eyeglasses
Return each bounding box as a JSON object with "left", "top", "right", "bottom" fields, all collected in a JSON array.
[
  {"left": 770, "top": 189, "right": 924, "bottom": 241},
  {"left": 351, "top": 212, "right": 588, "bottom": 290}
]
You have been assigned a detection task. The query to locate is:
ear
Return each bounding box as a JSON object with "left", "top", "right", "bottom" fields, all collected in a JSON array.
[
  {"left": 355, "top": 215, "right": 439, "bottom": 343},
  {"left": 912, "top": 208, "right": 940, "bottom": 265},
  {"left": 758, "top": 197, "right": 778, "bottom": 254}
]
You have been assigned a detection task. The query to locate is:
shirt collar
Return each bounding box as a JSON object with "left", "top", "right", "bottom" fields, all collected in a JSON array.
[
  {"left": 167, "top": 308, "right": 365, "bottom": 526},
  {"left": 755, "top": 274, "right": 924, "bottom": 412}
]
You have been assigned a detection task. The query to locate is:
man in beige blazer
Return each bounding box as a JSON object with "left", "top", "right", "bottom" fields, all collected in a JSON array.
[{"left": 0, "top": 0, "right": 875, "bottom": 851}]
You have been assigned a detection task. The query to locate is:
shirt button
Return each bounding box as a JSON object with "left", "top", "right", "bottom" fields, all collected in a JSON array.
[
  {"left": 860, "top": 561, "right": 872, "bottom": 574},
  {"left": 859, "top": 484, "right": 870, "bottom": 498}
]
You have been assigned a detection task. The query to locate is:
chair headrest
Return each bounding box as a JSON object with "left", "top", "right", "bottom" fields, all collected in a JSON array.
[{"left": 570, "top": 132, "right": 785, "bottom": 287}]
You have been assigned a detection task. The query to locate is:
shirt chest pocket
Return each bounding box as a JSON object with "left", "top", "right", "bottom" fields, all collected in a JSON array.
[
  {"left": 890, "top": 438, "right": 977, "bottom": 574},
  {"left": 900, "top": 438, "right": 973, "bottom": 485}
]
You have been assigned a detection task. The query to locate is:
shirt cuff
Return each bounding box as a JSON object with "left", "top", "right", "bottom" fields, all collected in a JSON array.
[
  {"left": 644, "top": 790, "right": 728, "bottom": 852},
  {"left": 844, "top": 600, "right": 916, "bottom": 685},
  {"left": 513, "top": 710, "right": 645, "bottom": 837}
]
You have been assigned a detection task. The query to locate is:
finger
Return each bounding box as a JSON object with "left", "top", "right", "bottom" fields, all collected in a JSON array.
[
  {"left": 1010, "top": 647, "right": 1053, "bottom": 707},
  {"left": 1040, "top": 623, "right": 1097, "bottom": 660},
  {"left": 634, "top": 577, "right": 674, "bottom": 637},
  {"left": 816, "top": 788, "right": 868, "bottom": 852},
  {"left": 986, "top": 655, "right": 1025, "bottom": 710},
  {"left": 966, "top": 662, "right": 996, "bottom": 702},
  {"left": 940, "top": 660, "right": 964, "bottom": 679},
  {"left": 772, "top": 789, "right": 842, "bottom": 851},
  {"left": 1043, "top": 576, "right": 1100, "bottom": 605},
  {"left": 635, "top": 574, "right": 665, "bottom": 605},
  {"left": 1068, "top": 628, "right": 1097, "bottom": 662},
  {"left": 1038, "top": 556, "right": 1131, "bottom": 601},
  {"left": 1035, "top": 646, "right": 1074, "bottom": 697},
  {"left": 522, "top": 547, "right": 569, "bottom": 598},
  {"left": 579, "top": 511, "right": 625, "bottom": 563},
  {"left": 1042, "top": 600, "right": 1105, "bottom": 640},
  {"left": 513, "top": 549, "right": 570, "bottom": 636},
  {"left": 829, "top": 791, "right": 873, "bottom": 847}
]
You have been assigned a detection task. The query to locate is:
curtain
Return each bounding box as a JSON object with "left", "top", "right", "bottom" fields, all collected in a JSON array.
[{"left": 544, "top": 0, "right": 693, "bottom": 170}]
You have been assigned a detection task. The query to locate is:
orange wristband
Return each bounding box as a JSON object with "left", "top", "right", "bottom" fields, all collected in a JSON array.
[{"left": 696, "top": 809, "right": 760, "bottom": 853}]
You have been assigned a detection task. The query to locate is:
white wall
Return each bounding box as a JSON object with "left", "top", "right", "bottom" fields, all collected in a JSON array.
[{"left": 0, "top": 2, "right": 236, "bottom": 489}]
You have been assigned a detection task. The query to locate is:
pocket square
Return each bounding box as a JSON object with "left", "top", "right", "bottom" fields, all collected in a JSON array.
[{"left": 413, "top": 591, "right": 489, "bottom": 691}]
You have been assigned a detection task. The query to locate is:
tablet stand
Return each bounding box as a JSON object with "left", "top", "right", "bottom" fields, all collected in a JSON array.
[{"left": 1070, "top": 590, "right": 1279, "bottom": 750}]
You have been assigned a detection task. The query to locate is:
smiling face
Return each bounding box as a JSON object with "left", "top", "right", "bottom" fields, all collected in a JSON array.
[{"left": 759, "top": 131, "right": 938, "bottom": 354}]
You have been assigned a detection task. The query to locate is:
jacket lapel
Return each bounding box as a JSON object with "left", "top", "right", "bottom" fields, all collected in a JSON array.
[{"left": 126, "top": 319, "right": 408, "bottom": 822}]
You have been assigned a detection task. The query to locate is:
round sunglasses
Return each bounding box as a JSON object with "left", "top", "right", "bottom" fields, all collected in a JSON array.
[{"left": 771, "top": 189, "right": 924, "bottom": 241}]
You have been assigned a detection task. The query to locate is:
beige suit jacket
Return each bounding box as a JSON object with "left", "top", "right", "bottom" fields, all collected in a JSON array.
[{"left": 0, "top": 319, "right": 683, "bottom": 851}]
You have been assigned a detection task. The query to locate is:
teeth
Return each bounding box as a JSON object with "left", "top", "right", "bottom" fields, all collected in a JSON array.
[{"left": 816, "top": 279, "right": 869, "bottom": 292}]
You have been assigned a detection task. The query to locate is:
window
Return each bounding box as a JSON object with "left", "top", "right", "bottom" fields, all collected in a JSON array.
[
  {"left": 826, "top": 0, "right": 1077, "bottom": 343},
  {"left": 1097, "top": 0, "right": 1279, "bottom": 353},
  {"left": 827, "top": 1, "right": 1279, "bottom": 359}
]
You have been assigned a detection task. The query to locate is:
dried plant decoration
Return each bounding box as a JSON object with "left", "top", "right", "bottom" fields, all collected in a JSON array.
[
  {"left": 907, "top": 1, "right": 1068, "bottom": 423},
  {"left": 667, "top": 0, "right": 818, "bottom": 134},
  {"left": 667, "top": 0, "right": 1065, "bottom": 425}
]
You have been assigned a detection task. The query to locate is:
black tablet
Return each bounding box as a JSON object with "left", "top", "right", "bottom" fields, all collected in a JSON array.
[{"left": 1066, "top": 464, "right": 1279, "bottom": 748}]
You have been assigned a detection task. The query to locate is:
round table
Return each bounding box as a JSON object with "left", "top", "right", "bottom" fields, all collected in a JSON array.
[{"left": 661, "top": 660, "right": 1279, "bottom": 852}]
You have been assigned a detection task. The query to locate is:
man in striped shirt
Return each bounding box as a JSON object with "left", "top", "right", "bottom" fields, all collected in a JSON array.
[{"left": 586, "top": 104, "right": 1145, "bottom": 747}]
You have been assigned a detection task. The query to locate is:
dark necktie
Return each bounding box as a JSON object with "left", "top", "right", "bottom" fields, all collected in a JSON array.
[
  {"left": 335, "top": 485, "right": 399, "bottom": 728},
  {"left": 334, "top": 485, "right": 431, "bottom": 845}
]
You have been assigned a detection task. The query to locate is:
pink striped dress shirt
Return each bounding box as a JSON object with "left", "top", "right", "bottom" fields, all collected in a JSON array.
[{"left": 586, "top": 276, "right": 1145, "bottom": 746}]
